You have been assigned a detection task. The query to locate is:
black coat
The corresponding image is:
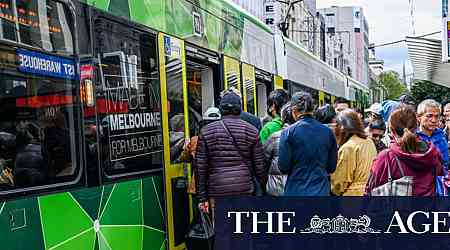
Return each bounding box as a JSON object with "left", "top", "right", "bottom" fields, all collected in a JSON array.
[{"left": 195, "top": 115, "right": 267, "bottom": 202}]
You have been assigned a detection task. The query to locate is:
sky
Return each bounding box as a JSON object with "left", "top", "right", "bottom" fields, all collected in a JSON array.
[{"left": 316, "top": 0, "right": 443, "bottom": 78}]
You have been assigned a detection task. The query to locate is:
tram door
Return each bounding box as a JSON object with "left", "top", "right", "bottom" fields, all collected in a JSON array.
[
  {"left": 331, "top": 95, "right": 336, "bottom": 104},
  {"left": 255, "top": 69, "right": 274, "bottom": 118},
  {"left": 185, "top": 44, "right": 221, "bottom": 137},
  {"left": 223, "top": 56, "right": 241, "bottom": 91},
  {"left": 319, "top": 91, "right": 325, "bottom": 106},
  {"left": 242, "top": 63, "right": 257, "bottom": 115},
  {"left": 158, "top": 33, "right": 190, "bottom": 250}
]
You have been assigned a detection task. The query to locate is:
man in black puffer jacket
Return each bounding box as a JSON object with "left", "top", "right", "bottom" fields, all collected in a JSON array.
[{"left": 196, "top": 91, "right": 267, "bottom": 215}]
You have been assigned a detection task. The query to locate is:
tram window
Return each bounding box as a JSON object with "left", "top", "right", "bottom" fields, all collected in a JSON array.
[
  {"left": 0, "top": 0, "right": 74, "bottom": 56},
  {"left": 166, "top": 58, "right": 185, "bottom": 164},
  {"left": 245, "top": 79, "right": 256, "bottom": 115},
  {"left": 256, "top": 82, "right": 267, "bottom": 118},
  {"left": 0, "top": 45, "right": 81, "bottom": 193},
  {"left": 94, "top": 18, "right": 163, "bottom": 178}
]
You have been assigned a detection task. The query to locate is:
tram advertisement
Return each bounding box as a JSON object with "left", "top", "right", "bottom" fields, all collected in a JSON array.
[{"left": 101, "top": 52, "right": 163, "bottom": 162}]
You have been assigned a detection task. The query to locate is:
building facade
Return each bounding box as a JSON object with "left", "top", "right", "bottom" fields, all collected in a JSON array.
[
  {"left": 318, "top": 6, "right": 370, "bottom": 85},
  {"left": 231, "top": 0, "right": 264, "bottom": 21},
  {"left": 369, "top": 47, "right": 386, "bottom": 103},
  {"left": 232, "top": 0, "right": 322, "bottom": 57}
]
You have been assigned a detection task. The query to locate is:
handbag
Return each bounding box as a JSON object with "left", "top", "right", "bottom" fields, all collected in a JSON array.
[
  {"left": 185, "top": 210, "right": 214, "bottom": 250},
  {"left": 371, "top": 152, "right": 413, "bottom": 196},
  {"left": 220, "top": 120, "right": 264, "bottom": 196}
]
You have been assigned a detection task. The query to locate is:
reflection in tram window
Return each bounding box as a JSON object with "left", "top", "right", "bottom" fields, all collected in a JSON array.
[
  {"left": 166, "top": 57, "right": 185, "bottom": 164},
  {"left": 0, "top": 0, "right": 74, "bottom": 55},
  {"left": 94, "top": 18, "right": 163, "bottom": 177},
  {"left": 0, "top": 46, "right": 80, "bottom": 191}
]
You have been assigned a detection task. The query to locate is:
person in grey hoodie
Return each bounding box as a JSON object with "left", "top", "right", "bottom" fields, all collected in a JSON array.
[{"left": 263, "top": 102, "right": 295, "bottom": 196}]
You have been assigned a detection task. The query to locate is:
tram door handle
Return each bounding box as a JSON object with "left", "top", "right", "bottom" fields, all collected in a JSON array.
[{"left": 9, "top": 208, "right": 27, "bottom": 231}]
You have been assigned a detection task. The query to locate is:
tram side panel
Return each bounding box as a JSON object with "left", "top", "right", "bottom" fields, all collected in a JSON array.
[{"left": 1, "top": 2, "right": 168, "bottom": 250}]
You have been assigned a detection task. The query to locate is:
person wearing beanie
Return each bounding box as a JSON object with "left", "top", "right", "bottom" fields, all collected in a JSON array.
[
  {"left": 196, "top": 91, "right": 267, "bottom": 217},
  {"left": 220, "top": 87, "right": 262, "bottom": 131},
  {"left": 380, "top": 100, "right": 400, "bottom": 147},
  {"left": 380, "top": 100, "right": 400, "bottom": 124}
]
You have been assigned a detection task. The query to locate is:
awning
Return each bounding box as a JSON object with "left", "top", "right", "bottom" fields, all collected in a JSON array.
[{"left": 406, "top": 36, "right": 450, "bottom": 87}]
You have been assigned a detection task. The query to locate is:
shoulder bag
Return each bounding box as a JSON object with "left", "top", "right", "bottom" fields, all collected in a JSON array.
[
  {"left": 220, "top": 120, "right": 264, "bottom": 196},
  {"left": 371, "top": 151, "right": 413, "bottom": 196}
]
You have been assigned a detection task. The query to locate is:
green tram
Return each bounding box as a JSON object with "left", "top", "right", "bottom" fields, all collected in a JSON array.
[{"left": 0, "top": 0, "right": 370, "bottom": 249}]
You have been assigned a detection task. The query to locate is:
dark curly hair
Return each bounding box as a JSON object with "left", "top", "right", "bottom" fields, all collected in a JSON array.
[
  {"left": 335, "top": 109, "right": 367, "bottom": 146},
  {"left": 315, "top": 104, "right": 336, "bottom": 124}
]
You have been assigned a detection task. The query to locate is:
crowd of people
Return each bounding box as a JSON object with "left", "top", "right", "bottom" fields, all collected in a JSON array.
[{"left": 184, "top": 88, "right": 450, "bottom": 216}]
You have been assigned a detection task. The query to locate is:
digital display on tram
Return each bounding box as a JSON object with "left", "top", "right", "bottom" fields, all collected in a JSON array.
[{"left": 0, "top": 0, "right": 74, "bottom": 55}]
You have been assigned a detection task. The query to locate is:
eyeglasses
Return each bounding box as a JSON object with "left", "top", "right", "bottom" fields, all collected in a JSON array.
[{"left": 371, "top": 134, "right": 384, "bottom": 139}]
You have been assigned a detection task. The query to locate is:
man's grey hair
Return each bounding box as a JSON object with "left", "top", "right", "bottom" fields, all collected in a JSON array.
[
  {"left": 417, "top": 99, "right": 441, "bottom": 115},
  {"left": 444, "top": 102, "right": 450, "bottom": 111}
]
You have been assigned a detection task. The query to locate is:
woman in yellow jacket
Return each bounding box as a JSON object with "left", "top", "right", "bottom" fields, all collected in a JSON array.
[{"left": 331, "top": 109, "right": 377, "bottom": 196}]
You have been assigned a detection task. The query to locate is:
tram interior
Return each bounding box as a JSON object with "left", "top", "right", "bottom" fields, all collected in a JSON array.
[{"left": 186, "top": 60, "right": 216, "bottom": 136}]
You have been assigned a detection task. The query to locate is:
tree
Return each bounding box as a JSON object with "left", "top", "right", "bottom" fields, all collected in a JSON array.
[
  {"left": 378, "top": 71, "right": 408, "bottom": 100},
  {"left": 410, "top": 80, "right": 450, "bottom": 104}
]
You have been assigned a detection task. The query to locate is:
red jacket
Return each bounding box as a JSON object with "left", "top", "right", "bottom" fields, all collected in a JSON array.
[{"left": 365, "top": 141, "right": 443, "bottom": 196}]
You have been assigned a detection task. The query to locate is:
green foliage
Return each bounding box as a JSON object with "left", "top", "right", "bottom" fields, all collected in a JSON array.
[
  {"left": 378, "top": 71, "right": 408, "bottom": 100},
  {"left": 410, "top": 80, "right": 450, "bottom": 104}
]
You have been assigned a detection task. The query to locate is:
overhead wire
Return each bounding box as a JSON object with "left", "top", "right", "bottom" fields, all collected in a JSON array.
[{"left": 368, "top": 31, "right": 441, "bottom": 49}]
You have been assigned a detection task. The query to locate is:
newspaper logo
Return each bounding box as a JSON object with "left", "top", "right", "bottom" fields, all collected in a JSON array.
[{"left": 300, "top": 215, "right": 381, "bottom": 234}]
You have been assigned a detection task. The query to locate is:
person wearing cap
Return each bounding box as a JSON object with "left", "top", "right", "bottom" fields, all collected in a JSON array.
[
  {"left": 196, "top": 91, "right": 267, "bottom": 216},
  {"left": 365, "top": 103, "right": 382, "bottom": 126},
  {"left": 260, "top": 89, "right": 289, "bottom": 144},
  {"left": 182, "top": 107, "right": 222, "bottom": 163},
  {"left": 279, "top": 92, "right": 338, "bottom": 196},
  {"left": 221, "top": 87, "right": 262, "bottom": 131},
  {"left": 380, "top": 100, "right": 400, "bottom": 147},
  {"left": 185, "top": 107, "right": 222, "bottom": 195}
]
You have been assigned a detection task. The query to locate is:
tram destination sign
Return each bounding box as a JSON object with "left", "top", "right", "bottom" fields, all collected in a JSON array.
[{"left": 17, "top": 49, "right": 76, "bottom": 80}]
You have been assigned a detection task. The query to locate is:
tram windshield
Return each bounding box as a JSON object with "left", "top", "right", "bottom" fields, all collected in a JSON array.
[{"left": 0, "top": 0, "right": 79, "bottom": 193}]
